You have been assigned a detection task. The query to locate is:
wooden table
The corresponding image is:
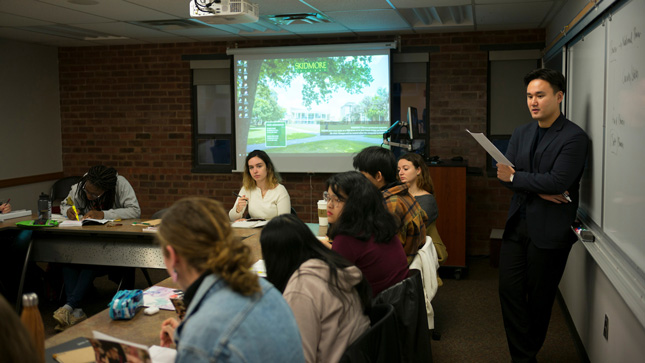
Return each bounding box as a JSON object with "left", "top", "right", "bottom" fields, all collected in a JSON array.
[
  {"left": 45, "top": 278, "right": 178, "bottom": 352},
  {"left": 43, "top": 223, "right": 327, "bottom": 351}
]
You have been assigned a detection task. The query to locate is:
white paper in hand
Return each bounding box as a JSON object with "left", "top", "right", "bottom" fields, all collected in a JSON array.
[{"left": 466, "top": 129, "right": 514, "bottom": 167}]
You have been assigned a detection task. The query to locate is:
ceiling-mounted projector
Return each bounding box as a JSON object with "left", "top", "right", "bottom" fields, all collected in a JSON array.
[{"left": 190, "top": 0, "right": 259, "bottom": 24}]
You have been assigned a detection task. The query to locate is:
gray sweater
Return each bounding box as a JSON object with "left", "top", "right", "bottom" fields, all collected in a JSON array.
[{"left": 415, "top": 193, "right": 438, "bottom": 225}]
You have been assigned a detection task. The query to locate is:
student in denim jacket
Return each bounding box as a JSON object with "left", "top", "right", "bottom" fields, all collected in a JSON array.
[{"left": 157, "top": 198, "right": 304, "bottom": 363}]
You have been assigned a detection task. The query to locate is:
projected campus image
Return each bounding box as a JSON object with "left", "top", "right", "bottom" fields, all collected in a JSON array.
[{"left": 235, "top": 54, "right": 390, "bottom": 154}]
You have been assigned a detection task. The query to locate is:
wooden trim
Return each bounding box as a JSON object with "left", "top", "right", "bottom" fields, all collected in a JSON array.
[
  {"left": 544, "top": 0, "right": 599, "bottom": 55},
  {"left": 0, "top": 172, "right": 64, "bottom": 188}
]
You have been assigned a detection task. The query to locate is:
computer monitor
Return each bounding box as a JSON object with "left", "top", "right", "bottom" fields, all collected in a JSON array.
[{"left": 407, "top": 106, "right": 424, "bottom": 140}]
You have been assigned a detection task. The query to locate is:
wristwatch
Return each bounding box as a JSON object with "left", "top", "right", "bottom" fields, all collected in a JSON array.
[{"left": 510, "top": 173, "right": 515, "bottom": 183}]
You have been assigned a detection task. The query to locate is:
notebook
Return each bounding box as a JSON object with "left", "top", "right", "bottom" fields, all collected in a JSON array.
[{"left": 58, "top": 219, "right": 110, "bottom": 227}]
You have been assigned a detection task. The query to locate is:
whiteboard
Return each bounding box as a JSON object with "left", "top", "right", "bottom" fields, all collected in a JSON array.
[
  {"left": 567, "top": 25, "right": 606, "bottom": 227},
  {"left": 565, "top": 0, "right": 645, "bottom": 326},
  {"left": 603, "top": 0, "right": 645, "bottom": 275}
]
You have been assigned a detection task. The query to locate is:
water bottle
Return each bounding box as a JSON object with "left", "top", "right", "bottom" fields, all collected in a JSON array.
[
  {"left": 21, "top": 293, "right": 45, "bottom": 363},
  {"left": 37, "top": 192, "right": 51, "bottom": 221}
]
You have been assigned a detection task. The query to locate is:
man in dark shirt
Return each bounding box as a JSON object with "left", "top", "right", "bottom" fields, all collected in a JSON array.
[{"left": 497, "top": 68, "right": 588, "bottom": 362}]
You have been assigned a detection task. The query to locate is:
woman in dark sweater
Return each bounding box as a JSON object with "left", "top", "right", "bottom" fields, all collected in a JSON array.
[{"left": 325, "top": 171, "right": 408, "bottom": 296}]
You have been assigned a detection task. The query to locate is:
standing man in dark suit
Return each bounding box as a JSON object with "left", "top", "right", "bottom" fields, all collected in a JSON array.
[{"left": 497, "top": 68, "right": 588, "bottom": 362}]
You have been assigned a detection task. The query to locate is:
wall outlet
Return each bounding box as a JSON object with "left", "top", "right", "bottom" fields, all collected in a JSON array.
[{"left": 603, "top": 314, "right": 609, "bottom": 340}]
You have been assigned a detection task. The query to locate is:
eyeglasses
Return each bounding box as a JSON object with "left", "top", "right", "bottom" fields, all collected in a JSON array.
[
  {"left": 83, "top": 185, "right": 105, "bottom": 199},
  {"left": 323, "top": 191, "right": 345, "bottom": 206}
]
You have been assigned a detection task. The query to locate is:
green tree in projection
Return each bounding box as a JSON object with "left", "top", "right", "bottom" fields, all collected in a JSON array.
[
  {"left": 360, "top": 87, "right": 389, "bottom": 121},
  {"left": 252, "top": 84, "right": 286, "bottom": 126},
  {"left": 259, "top": 56, "right": 374, "bottom": 108}
]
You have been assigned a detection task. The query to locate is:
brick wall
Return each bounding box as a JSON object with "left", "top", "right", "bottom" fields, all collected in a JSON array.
[{"left": 58, "top": 29, "right": 543, "bottom": 256}]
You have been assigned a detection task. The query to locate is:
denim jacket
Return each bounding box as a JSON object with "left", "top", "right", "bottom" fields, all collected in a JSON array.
[{"left": 174, "top": 274, "right": 305, "bottom": 363}]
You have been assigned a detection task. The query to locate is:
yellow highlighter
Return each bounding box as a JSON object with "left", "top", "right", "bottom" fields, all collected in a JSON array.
[
  {"left": 67, "top": 197, "right": 80, "bottom": 221},
  {"left": 72, "top": 205, "right": 80, "bottom": 221}
]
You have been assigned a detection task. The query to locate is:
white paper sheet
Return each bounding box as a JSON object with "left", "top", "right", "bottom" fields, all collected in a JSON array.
[{"left": 466, "top": 129, "right": 514, "bottom": 167}]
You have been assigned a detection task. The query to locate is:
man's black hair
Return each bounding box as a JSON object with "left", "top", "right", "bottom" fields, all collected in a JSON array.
[
  {"left": 524, "top": 68, "right": 566, "bottom": 94},
  {"left": 352, "top": 146, "right": 397, "bottom": 184}
]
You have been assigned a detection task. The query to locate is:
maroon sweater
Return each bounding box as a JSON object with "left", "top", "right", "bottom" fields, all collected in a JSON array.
[{"left": 332, "top": 234, "right": 409, "bottom": 296}]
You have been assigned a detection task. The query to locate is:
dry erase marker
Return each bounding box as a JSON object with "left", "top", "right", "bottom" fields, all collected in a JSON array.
[{"left": 562, "top": 192, "right": 572, "bottom": 202}]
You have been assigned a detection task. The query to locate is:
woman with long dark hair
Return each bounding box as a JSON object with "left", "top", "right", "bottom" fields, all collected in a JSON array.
[
  {"left": 398, "top": 152, "right": 438, "bottom": 224},
  {"left": 229, "top": 150, "right": 291, "bottom": 221},
  {"left": 325, "top": 171, "right": 408, "bottom": 296},
  {"left": 158, "top": 198, "right": 304, "bottom": 362},
  {"left": 261, "top": 214, "right": 370, "bottom": 363}
]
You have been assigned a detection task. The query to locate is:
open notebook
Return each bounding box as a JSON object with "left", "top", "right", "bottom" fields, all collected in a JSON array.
[{"left": 58, "top": 219, "right": 110, "bottom": 227}]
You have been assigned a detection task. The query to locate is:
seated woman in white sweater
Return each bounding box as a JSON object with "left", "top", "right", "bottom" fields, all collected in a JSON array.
[
  {"left": 261, "top": 214, "right": 371, "bottom": 363},
  {"left": 229, "top": 150, "right": 291, "bottom": 221}
]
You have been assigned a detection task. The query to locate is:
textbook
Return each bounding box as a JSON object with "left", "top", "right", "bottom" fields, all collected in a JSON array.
[{"left": 58, "top": 219, "right": 110, "bottom": 227}]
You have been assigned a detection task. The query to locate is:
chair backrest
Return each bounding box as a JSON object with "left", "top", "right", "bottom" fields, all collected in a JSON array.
[
  {"left": 373, "top": 269, "right": 433, "bottom": 363},
  {"left": 50, "top": 176, "right": 81, "bottom": 203},
  {"left": 339, "top": 304, "right": 400, "bottom": 363},
  {"left": 151, "top": 208, "right": 168, "bottom": 220},
  {"left": 50, "top": 176, "right": 81, "bottom": 214}
]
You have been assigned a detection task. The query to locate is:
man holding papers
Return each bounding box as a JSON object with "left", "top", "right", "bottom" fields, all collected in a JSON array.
[{"left": 496, "top": 68, "right": 588, "bottom": 363}]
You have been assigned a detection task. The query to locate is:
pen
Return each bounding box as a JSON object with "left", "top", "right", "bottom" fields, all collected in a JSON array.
[
  {"left": 232, "top": 192, "right": 243, "bottom": 198},
  {"left": 2, "top": 198, "right": 10, "bottom": 205},
  {"left": 562, "top": 192, "right": 572, "bottom": 202}
]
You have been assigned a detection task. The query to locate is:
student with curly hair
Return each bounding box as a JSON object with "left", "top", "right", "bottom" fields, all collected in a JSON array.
[{"left": 158, "top": 198, "right": 304, "bottom": 363}]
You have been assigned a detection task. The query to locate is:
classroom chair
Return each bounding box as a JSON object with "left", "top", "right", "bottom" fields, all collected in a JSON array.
[
  {"left": 49, "top": 176, "right": 81, "bottom": 214},
  {"left": 373, "top": 269, "right": 433, "bottom": 363},
  {"left": 339, "top": 304, "right": 400, "bottom": 363}
]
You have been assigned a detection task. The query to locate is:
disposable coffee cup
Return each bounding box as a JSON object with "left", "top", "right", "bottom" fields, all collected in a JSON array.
[{"left": 317, "top": 200, "right": 328, "bottom": 226}]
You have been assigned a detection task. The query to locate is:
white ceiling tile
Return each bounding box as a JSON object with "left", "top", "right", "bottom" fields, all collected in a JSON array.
[
  {"left": 475, "top": 3, "right": 553, "bottom": 25},
  {"left": 73, "top": 21, "right": 174, "bottom": 39},
  {"left": 124, "top": 0, "right": 190, "bottom": 17},
  {"left": 0, "top": 27, "right": 90, "bottom": 46},
  {"left": 330, "top": 10, "right": 410, "bottom": 31},
  {"left": 0, "top": 12, "right": 53, "bottom": 27},
  {"left": 390, "top": 0, "right": 471, "bottom": 7},
  {"left": 253, "top": 0, "right": 319, "bottom": 16},
  {"left": 1, "top": 0, "right": 113, "bottom": 24},
  {"left": 305, "top": 0, "right": 392, "bottom": 12},
  {"left": 475, "top": 0, "right": 552, "bottom": 4},
  {"left": 38, "top": 0, "right": 180, "bottom": 21}
]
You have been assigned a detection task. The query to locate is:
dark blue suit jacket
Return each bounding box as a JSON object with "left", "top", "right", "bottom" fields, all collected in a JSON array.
[{"left": 502, "top": 114, "right": 589, "bottom": 249}]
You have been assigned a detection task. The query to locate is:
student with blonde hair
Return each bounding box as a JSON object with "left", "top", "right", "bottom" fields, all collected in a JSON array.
[
  {"left": 157, "top": 197, "right": 304, "bottom": 363},
  {"left": 229, "top": 150, "right": 291, "bottom": 221}
]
